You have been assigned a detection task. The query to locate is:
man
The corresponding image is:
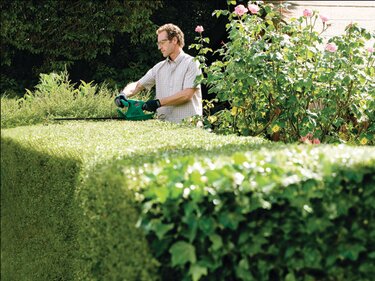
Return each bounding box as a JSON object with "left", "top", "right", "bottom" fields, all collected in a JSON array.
[{"left": 121, "top": 23, "right": 202, "bottom": 123}]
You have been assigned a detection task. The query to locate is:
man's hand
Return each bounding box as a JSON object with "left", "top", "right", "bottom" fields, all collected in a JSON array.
[
  {"left": 142, "top": 99, "right": 161, "bottom": 112},
  {"left": 122, "top": 82, "right": 138, "bottom": 97}
]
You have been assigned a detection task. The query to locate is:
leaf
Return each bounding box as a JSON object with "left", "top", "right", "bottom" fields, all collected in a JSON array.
[
  {"left": 198, "top": 216, "right": 215, "bottom": 235},
  {"left": 368, "top": 251, "right": 375, "bottom": 259},
  {"left": 153, "top": 220, "right": 174, "bottom": 240},
  {"left": 189, "top": 264, "right": 208, "bottom": 281},
  {"left": 153, "top": 185, "right": 169, "bottom": 203},
  {"left": 169, "top": 241, "right": 196, "bottom": 266},
  {"left": 218, "top": 211, "right": 245, "bottom": 230},
  {"left": 209, "top": 234, "right": 223, "bottom": 251},
  {"left": 285, "top": 272, "right": 296, "bottom": 281},
  {"left": 235, "top": 258, "right": 255, "bottom": 281}
]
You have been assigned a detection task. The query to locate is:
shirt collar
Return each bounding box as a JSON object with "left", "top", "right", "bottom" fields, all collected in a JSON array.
[{"left": 167, "top": 50, "right": 185, "bottom": 65}]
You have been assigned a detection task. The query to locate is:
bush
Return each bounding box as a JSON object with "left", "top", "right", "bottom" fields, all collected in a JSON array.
[
  {"left": 1, "top": 140, "right": 81, "bottom": 281},
  {"left": 191, "top": 1, "right": 375, "bottom": 145},
  {"left": 1, "top": 70, "right": 117, "bottom": 128},
  {"left": 2, "top": 120, "right": 374, "bottom": 281},
  {"left": 135, "top": 145, "right": 375, "bottom": 281},
  {"left": 1, "top": 121, "right": 264, "bottom": 281}
]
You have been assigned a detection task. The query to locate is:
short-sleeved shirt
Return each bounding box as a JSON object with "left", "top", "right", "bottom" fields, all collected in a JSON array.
[{"left": 138, "top": 51, "right": 202, "bottom": 123}]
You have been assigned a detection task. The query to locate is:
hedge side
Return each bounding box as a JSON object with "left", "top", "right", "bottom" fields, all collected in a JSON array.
[
  {"left": 128, "top": 145, "right": 375, "bottom": 281},
  {"left": 1, "top": 120, "right": 265, "bottom": 281},
  {"left": 1, "top": 140, "right": 80, "bottom": 281}
]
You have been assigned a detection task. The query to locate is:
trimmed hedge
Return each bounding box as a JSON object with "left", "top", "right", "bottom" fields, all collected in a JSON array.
[
  {"left": 1, "top": 142, "right": 80, "bottom": 280},
  {"left": 133, "top": 146, "right": 375, "bottom": 281},
  {"left": 2, "top": 120, "right": 374, "bottom": 281},
  {"left": 1, "top": 120, "right": 264, "bottom": 281}
]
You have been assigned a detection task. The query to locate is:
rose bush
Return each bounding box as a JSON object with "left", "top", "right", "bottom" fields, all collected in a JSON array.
[{"left": 190, "top": 1, "right": 374, "bottom": 145}]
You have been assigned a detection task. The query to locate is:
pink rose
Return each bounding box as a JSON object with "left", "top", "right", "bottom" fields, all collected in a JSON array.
[
  {"left": 306, "top": 133, "right": 313, "bottom": 139},
  {"left": 248, "top": 4, "right": 260, "bottom": 14},
  {"left": 320, "top": 14, "right": 329, "bottom": 23},
  {"left": 367, "top": 46, "right": 374, "bottom": 53},
  {"left": 300, "top": 136, "right": 312, "bottom": 144},
  {"left": 234, "top": 4, "right": 248, "bottom": 16},
  {"left": 300, "top": 133, "right": 320, "bottom": 144},
  {"left": 303, "top": 9, "right": 313, "bottom": 17},
  {"left": 325, "top": 42, "right": 338, "bottom": 52},
  {"left": 195, "top": 25, "right": 204, "bottom": 33},
  {"left": 312, "top": 138, "right": 321, "bottom": 145}
]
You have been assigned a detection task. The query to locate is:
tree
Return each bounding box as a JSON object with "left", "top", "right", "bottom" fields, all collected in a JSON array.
[
  {"left": 0, "top": 0, "right": 162, "bottom": 93},
  {"left": 0, "top": 0, "right": 230, "bottom": 95}
]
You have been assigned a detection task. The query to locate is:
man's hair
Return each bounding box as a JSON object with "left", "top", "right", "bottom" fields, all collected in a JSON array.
[{"left": 157, "top": 23, "right": 185, "bottom": 48}]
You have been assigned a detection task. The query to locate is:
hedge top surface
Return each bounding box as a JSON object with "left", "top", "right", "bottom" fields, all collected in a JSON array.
[{"left": 1, "top": 120, "right": 266, "bottom": 167}]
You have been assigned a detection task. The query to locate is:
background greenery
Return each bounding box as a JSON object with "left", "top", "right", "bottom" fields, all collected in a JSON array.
[{"left": 0, "top": 0, "right": 227, "bottom": 96}]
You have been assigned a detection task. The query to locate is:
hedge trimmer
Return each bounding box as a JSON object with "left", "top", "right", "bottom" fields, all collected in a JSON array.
[{"left": 54, "top": 94, "right": 154, "bottom": 121}]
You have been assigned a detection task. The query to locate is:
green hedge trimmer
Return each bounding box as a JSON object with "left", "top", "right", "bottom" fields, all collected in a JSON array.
[{"left": 54, "top": 94, "right": 154, "bottom": 121}]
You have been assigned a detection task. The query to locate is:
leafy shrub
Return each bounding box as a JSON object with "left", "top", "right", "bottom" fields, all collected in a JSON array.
[
  {"left": 1, "top": 121, "right": 264, "bottom": 281},
  {"left": 1, "top": 70, "right": 158, "bottom": 129},
  {"left": 191, "top": 1, "right": 375, "bottom": 145},
  {"left": 2, "top": 119, "right": 374, "bottom": 281},
  {"left": 1, "top": 70, "right": 116, "bottom": 128},
  {"left": 136, "top": 145, "right": 375, "bottom": 281}
]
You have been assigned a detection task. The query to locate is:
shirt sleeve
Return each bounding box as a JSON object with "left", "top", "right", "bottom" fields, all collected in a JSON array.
[
  {"left": 139, "top": 67, "right": 156, "bottom": 90},
  {"left": 183, "top": 58, "right": 202, "bottom": 89}
]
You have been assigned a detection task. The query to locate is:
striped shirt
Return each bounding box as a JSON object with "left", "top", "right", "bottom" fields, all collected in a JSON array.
[{"left": 139, "top": 51, "right": 202, "bottom": 123}]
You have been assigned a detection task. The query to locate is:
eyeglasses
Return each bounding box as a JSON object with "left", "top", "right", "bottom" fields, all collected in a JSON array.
[{"left": 157, "top": 39, "right": 169, "bottom": 47}]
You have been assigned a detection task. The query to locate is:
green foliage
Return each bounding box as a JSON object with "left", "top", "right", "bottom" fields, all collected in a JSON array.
[
  {"left": 1, "top": 140, "right": 81, "bottom": 281},
  {"left": 137, "top": 145, "right": 375, "bottom": 281},
  {"left": 1, "top": 121, "right": 264, "bottom": 281},
  {"left": 0, "top": 1, "right": 161, "bottom": 64},
  {"left": 0, "top": 0, "right": 163, "bottom": 94},
  {"left": 1, "top": 70, "right": 117, "bottom": 128},
  {"left": 192, "top": 2, "right": 375, "bottom": 145},
  {"left": 2, "top": 119, "right": 374, "bottom": 281}
]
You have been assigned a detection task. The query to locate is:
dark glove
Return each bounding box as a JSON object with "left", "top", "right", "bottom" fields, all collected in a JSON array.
[
  {"left": 114, "top": 93, "right": 128, "bottom": 108},
  {"left": 142, "top": 99, "right": 161, "bottom": 112}
]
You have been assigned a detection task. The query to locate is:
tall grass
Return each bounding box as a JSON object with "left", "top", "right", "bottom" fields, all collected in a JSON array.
[{"left": 1, "top": 71, "right": 152, "bottom": 129}]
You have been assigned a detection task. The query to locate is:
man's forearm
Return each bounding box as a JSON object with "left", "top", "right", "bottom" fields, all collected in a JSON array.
[{"left": 159, "top": 88, "right": 197, "bottom": 106}]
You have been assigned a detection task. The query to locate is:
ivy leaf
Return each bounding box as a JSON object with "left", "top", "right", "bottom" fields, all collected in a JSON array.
[
  {"left": 218, "top": 211, "right": 245, "bottom": 230},
  {"left": 189, "top": 264, "right": 208, "bottom": 281},
  {"left": 285, "top": 272, "right": 296, "bottom": 281},
  {"left": 152, "top": 219, "right": 174, "bottom": 240},
  {"left": 209, "top": 234, "right": 223, "bottom": 251},
  {"left": 153, "top": 185, "right": 169, "bottom": 203},
  {"left": 169, "top": 241, "right": 196, "bottom": 266},
  {"left": 235, "top": 258, "right": 255, "bottom": 281},
  {"left": 198, "top": 216, "right": 215, "bottom": 235}
]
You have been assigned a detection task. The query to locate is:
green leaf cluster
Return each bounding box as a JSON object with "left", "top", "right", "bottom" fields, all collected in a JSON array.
[{"left": 138, "top": 145, "right": 375, "bottom": 280}]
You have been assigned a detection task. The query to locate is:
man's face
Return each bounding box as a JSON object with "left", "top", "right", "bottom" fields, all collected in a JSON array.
[{"left": 157, "top": 31, "right": 174, "bottom": 58}]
